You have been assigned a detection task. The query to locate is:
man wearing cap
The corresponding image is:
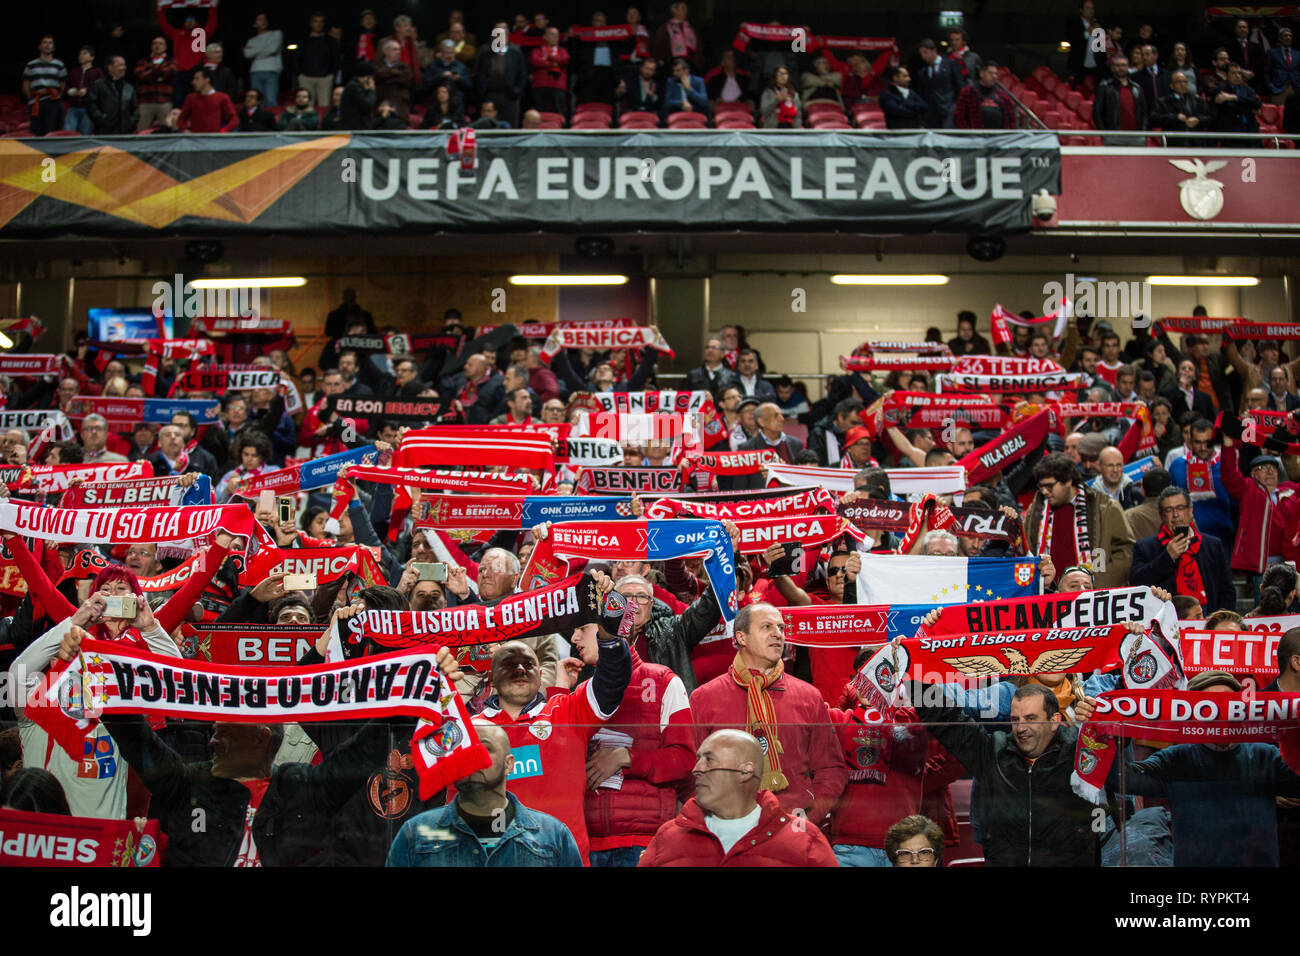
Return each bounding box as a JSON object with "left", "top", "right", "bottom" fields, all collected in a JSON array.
[
  {"left": 1120, "top": 670, "right": 1300, "bottom": 866},
  {"left": 1075, "top": 433, "right": 1107, "bottom": 479},
  {"left": 731, "top": 403, "right": 804, "bottom": 490},
  {"left": 1219, "top": 429, "right": 1299, "bottom": 601},
  {"left": 1131, "top": 486, "right": 1235, "bottom": 613},
  {"left": 840, "top": 426, "right": 877, "bottom": 470}
]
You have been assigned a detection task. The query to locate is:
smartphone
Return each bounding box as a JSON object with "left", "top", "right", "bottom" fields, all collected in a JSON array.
[
  {"left": 1174, "top": 525, "right": 1190, "bottom": 539},
  {"left": 414, "top": 562, "right": 448, "bottom": 583},
  {"left": 769, "top": 542, "right": 804, "bottom": 577},
  {"left": 257, "top": 489, "right": 275, "bottom": 515},
  {"left": 282, "top": 573, "right": 318, "bottom": 591},
  {"left": 278, "top": 496, "right": 294, "bottom": 525},
  {"left": 102, "top": 594, "right": 137, "bottom": 619}
]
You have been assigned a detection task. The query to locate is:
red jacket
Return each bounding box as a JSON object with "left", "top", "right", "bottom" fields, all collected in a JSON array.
[
  {"left": 689, "top": 668, "right": 849, "bottom": 823},
  {"left": 638, "top": 790, "right": 839, "bottom": 866},
  {"left": 584, "top": 648, "right": 696, "bottom": 850},
  {"left": 1220, "top": 442, "right": 1300, "bottom": 573},
  {"left": 180, "top": 90, "right": 237, "bottom": 132},
  {"left": 158, "top": 5, "right": 217, "bottom": 72},
  {"left": 529, "top": 45, "right": 570, "bottom": 90}
]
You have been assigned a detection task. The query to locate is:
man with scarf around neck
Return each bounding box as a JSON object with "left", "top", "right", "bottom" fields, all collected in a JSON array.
[
  {"left": 1131, "top": 486, "right": 1235, "bottom": 613},
  {"left": 906, "top": 680, "right": 1102, "bottom": 867},
  {"left": 638, "top": 729, "right": 838, "bottom": 867},
  {"left": 1165, "top": 418, "right": 1234, "bottom": 554},
  {"left": 1218, "top": 421, "right": 1300, "bottom": 595},
  {"left": 689, "top": 603, "right": 848, "bottom": 825},
  {"left": 1025, "top": 452, "right": 1134, "bottom": 589}
]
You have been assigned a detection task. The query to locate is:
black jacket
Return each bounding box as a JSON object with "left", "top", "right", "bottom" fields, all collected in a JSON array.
[
  {"left": 911, "top": 57, "right": 963, "bottom": 127},
  {"left": 1160, "top": 386, "right": 1216, "bottom": 425},
  {"left": 102, "top": 714, "right": 391, "bottom": 867},
  {"left": 238, "top": 107, "right": 278, "bottom": 132},
  {"left": 86, "top": 76, "right": 138, "bottom": 134},
  {"left": 1130, "top": 530, "right": 1235, "bottom": 614},
  {"left": 683, "top": 363, "right": 740, "bottom": 395},
  {"left": 1065, "top": 15, "right": 1105, "bottom": 77},
  {"left": 339, "top": 79, "right": 376, "bottom": 130},
  {"left": 1152, "top": 90, "right": 1210, "bottom": 131},
  {"left": 639, "top": 590, "right": 721, "bottom": 695},
  {"left": 806, "top": 415, "right": 845, "bottom": 467},
  {"left": 910, "top": 687, "right": 1101, "bottom": 867},
  {"left": 879, "top": 85, "right": 928, "bottom": 129},
  {"left": 1132, "top": 66, "right": 1170, "bottom": 110},
  {"left": 1093, "top": 78, "right": 1148, "bottom": 131},
  {"left": 1210, "top": 82, "right": 1261, "bottom": 134},
  {"left": 474, "top": 44, "right": 528, "bottom": 99}
]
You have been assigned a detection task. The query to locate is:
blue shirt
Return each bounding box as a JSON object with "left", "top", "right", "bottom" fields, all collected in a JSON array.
[{"left": 385, "top": 792, "right": 583, "bottom": 867}]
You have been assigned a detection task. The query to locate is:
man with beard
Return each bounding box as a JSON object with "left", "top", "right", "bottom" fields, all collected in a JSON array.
[{"left": 386, "top": 721, "right": 582, "bottom": 866}]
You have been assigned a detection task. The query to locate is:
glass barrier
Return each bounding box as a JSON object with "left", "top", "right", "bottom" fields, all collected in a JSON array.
[{"left": 1, "top": 717, "right": 1295, "bottom": 868}]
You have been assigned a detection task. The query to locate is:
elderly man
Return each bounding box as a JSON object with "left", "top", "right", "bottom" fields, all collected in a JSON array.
[
  {"left": 689, "top": 603, "right": 848, "bottom": 825},
  {"left": 149, "top": 423, "right": 218, "bottom": 477},
  {"left": 684, "top": 338, "right": 741, "bottom": 395},
  {"left": 1220, "top": 431, "right": 1300, "bottom": 600},
  {"left": 123, "top": 542, "right": 163, "bottom": 578},
  {"left": 386, "top": 721, "right": 582, "bottom": 867},
  {"left": 1131, "top": 486, "right": 1235, "bottom": 613},
  {"left": 638, "top": 729, "right": 838, "bottom": 866},
  {"left": 443, "top": 546, "right": 559, "bottom": 694},
  {"left": 476, "top": 627, "right": 631, "bottom": 865},
  {"left": 1089, "top": 445, "right": 1143, "bottom": 508},
  {"left": 730, "top": 403, "right": 804, "bottom": 490},
  {"left": 80, "top": 413, "right": 126, "bottom": 462}
]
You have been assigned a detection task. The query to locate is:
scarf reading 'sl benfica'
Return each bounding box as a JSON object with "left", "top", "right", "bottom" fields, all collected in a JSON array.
[
  {"left": 1072, "top": 690, "right": 1300, "bottom": 804},
  {"left": 958, "top": 407, "right": 1056, "bottom": 485},
  {"left": 524, "top": 519, "right": 738, "bottom": 620},
  {"left": 333, "top": 572, "right": 601, "bottom": 670},
  {"left": 937, "top": 370, "right": 1091, "bottom": 393},
  {"left": 29, "top": 638, "right": 490, "bottom": 801}
]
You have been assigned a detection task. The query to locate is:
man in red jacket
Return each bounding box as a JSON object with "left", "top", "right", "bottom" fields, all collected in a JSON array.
[
  {"left": 689, "top": 602, "right": 848, "bottom": 824},
  {"left": 180, "top": 68, "right": 237, "bottom": 132},
  {"left": 560, "top": 621, "right": 695, "bottom": 866},
  {"left": 1220, "top": 434, "right": 1299, "bottom": 601},
  {"left": 638, "top": 729, "right": 838, "bottom": 866}
]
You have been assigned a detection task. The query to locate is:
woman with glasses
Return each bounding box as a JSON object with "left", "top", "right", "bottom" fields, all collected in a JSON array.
[{"left": 885, "top": 814, "right": 945, "bottom": 867}]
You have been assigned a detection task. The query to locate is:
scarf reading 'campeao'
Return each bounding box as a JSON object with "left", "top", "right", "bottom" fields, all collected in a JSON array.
[
  {"left": 729, "top": 652, "right": 789, "bottom": 792},
  {"left": 1156, "top": 524, "right": 1206, "bottom": 605}
]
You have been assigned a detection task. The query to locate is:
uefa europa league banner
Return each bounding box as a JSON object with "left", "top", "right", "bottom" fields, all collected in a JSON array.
[{"left": 0, "top": 131, "right": 1059, "bottom": 236}]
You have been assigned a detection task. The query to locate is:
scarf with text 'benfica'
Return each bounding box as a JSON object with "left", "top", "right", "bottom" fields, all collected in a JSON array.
[
  {"left": 728, "top": 512, "right": 846, "bottom": 554},
  {"left": 413, "top": 495, "right": 634, "bottom": 530},
  {"left": 171, "top": 364, "right": 280, "bottom": 394},
  {"left": 0, "top": 808, "right": 165, "bottom": 867},
  {"left": 540, "top": 324, "right": 674, "bottom": 365},
  {"left": 29, "top": 638, "right": 489, "bottom": 801},
  {"left": 1072, "top": 690, "right": 1300, "bottom": 803},
  {"left": 0, "top": 354, "right": 65, "bottom": 377},
  {"left": 331, "top": 572, "right": 602, "bottom": 671},
  {"left": 677, "top": 448, "right": 781, "bottom": 480},
  {"left": 524, "top": 519, "right": 738, "bottom": 621},
  {"left": 232, "top": 445, "right": 377, "bottom": 498},
  {"left": 1158, "top": 316, "right": 1300, "bottom": 340},
  {"left": 937, "top": 370, "right": 1091, "bottom": 393},
  {"left": 2, "top": 460, "right": 152, "bottom": 495},
  {"left": 179, "top": 623, "right": 327, "bottom": 666}
]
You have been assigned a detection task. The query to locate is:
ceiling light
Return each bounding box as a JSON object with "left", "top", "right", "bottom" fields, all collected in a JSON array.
[
  {"left": 508, "top": 275, "right": 628, "bottom": 285},
  {"left": 830, "top": 274, "right": 950, "bottom": 285},
  {"left": 189, "top": 277, "right": 307, "bottom": 289},
  {"left": 0, "top": 332, "right": 12, "bottom": 349},
  {"left": 1146, "top": 275, "right": 1259, "bottom": 286}
]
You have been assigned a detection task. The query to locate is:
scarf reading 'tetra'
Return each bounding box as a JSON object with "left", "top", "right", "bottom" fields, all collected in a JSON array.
[{"left": 729, "top": 653, "right": 789, "bottom": 792}]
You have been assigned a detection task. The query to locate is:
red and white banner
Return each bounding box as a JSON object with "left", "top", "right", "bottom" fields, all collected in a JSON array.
[
  {"left": 61, "top": 474, "right": 191, "bottom": 509},
  {"left": 957, "top": 407, "right": 1057, "bottom": 485},
  {"left": 242, "top": 544, "right": 387, "bottom": 588},
  {"left": 645, "top": 486, "right": 835, "bottom": 521},
  {"left": 542, "top": 324, "right": 673, "bottom": 364},
  {"left": 191, "top": 316, "right": 292, "bottom": 335},
  {"left": 679, "top": 448, "right": 781, "bottom": 477},
  {"left": 840, "top": 353, "right": 955, "bottom": 372},
  {"left": 172, "top": 365, "right": 281, "bottom": 392},
  {"left": 937, "top": 370, "right": 1091, "bottom": 393},
  {"left": 0, "top": 809, "right": 164, "bottom": 867},
  {"left": 180, "top": 622, "right": 319, "bottom": 666},
  {"left": 764, "top": 463, "right": 967, "bottom": 497},
  {"left": 395, "top": 428, "right": 554, "bottom": 471},
  {"left": 953, "top": 355, "right": 1065, "bottom": 376},
  {"left": 27, "top": 638, "right": 490, "bottom": 801},
  {"left": 346, "top": 465, "right": 536, "bottom": 496},
  {"left": 2, "top": 460, "right": 151, "bottom": 494},
  {"left": 0, "top": 354, "right": 64, "bottom": 376},
  {"left": 0, "top": 501, "right": 256, "bottom": 544},
  {"left": 413, "top": 495, "right": 527, "bottom": 530},
  {"left": 730, "top": 513, "right": 846, "bottom": 554},
  {"left": 988, "top": 303, "right": 1070, "bottom": 346},
  {"left": 1178, "top": 628, "right": 1283, "bottom": 682}
]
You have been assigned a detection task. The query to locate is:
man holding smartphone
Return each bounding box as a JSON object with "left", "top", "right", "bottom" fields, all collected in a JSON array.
[{"left": 1130, "top": 486, "right": 1235, "bottom": 613}]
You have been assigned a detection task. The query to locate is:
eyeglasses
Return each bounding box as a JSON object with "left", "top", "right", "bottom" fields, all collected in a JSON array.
[
  {"left": 1037, "top": 481, "right": 1058, "bottom": 494},
  {"left": 893, "top": 848, "right": 937, "bottom": 864},
  {"left": 826, "top": 566, "right": 848, "bottom": 577},
  {"left": 1158, "top": 504, "right": 1189, "bottom": 516},
  {"left": 618, "top": 592, "right": 653, "bottom": 605}
]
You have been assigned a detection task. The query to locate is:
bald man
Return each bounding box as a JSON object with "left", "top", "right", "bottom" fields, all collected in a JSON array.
[
  {"left": 1088, "top": 445, "right": 1143, "bottom": 509},
  {"left": 386, "top": 720, "right": 582, "bottom": 866},
  {"left": 729, "top": 401, "right": 804, "bottom": 489},
  {"left": 638, "top": 730, "right": 838, "bottom": 866}
]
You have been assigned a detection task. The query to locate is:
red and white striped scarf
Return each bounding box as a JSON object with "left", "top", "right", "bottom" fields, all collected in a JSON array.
[{"left": 1037, "top": 485, "right": 1091, "bottom": 570}]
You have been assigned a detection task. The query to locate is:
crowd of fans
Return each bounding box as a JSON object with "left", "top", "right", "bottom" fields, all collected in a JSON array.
[
  {"left": 15, "top": 3, "right": 1295, "bottom": 138},
  {"left": 0, "top": 289, "right": 1297, "bottom": 869}
]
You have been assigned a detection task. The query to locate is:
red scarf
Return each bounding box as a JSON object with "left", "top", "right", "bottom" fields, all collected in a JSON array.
[
  {"left": 1037, "top": 484, "right": 1090, "bottom": 571},
  {"left": 1182, "top": 443, "right": 1221, "bottom": 500},
  {"left": 1156, "top": 525, "right": 1206, "bottom": 605},
  {"left": 838, "top": 703, "right": 895, "bottom": 784}
]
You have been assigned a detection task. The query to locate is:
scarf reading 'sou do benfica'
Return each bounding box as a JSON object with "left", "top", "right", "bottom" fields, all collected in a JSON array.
[
  {"left": 677, "top": 448, "right": 780, "bottom": 479},
  {"left": 523, "top": 519, "right": 738, "bottom": 620},
  {"left": 1071, "top": 690, "right": 1300, "bottom": 804},
  {"left": 1158, "top": 317, "right": 1300, "bottom": 340},
  {"left": 28, "top": 638, "right": 489, "bottom": 801}
]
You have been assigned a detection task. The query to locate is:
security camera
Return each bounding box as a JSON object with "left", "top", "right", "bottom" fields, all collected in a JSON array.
[{"left": 1032, "top": 189, "right": 1057, "bottom": 223}]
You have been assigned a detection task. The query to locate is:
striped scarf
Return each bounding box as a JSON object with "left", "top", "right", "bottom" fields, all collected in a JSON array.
[
  {"left": 729, "top": 652, "right": 789, "bottom": 792},
  {"left": 1038, "top": 485, "right": 1091, "bottom": 570}
]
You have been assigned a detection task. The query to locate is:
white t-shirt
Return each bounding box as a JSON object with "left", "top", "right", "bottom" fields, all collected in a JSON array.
[{"left": 705, "top": 804, "right": 762, "bottom": 854}]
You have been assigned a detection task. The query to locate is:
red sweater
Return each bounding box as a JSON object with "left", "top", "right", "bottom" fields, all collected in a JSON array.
[
  {"left": 180, "top": 90, "right": 237, "bottom": 132},
  {"left": 158, "top": 5, "right": 217, "bottom": 72}
]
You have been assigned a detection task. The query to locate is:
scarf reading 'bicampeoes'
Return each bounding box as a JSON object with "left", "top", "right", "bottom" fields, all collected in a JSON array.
[
  {"left": 28, "top": 638, "right": 489, "bottom": 801},
  {"left": 730, "top": 652, "right": 789, "bottom": 792}
]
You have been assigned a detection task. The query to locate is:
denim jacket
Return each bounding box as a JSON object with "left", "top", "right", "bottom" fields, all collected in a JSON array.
[{"left": 385, "top": 792, "right": 582, "bottom": 867}]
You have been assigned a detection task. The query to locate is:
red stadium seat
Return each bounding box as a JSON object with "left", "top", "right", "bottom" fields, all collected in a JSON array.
[
  {"left": 805, "top": 100, "right": 844, "bottom": 116},
  {"left": 570, "top": 117, "right": 610, "bottom": 129},
  {"left": 1042, "top": 110, "right": 1062, "bottom": 129},
  {"left": 713, "top": 101, "right": 751, "bottom": 116},
  {"left": 1041, "top": 75, "right": 1058, "bottom": 93},
  {"left": 1261, "top": 104, "right": 1280, "bottom": 126},
  {"left": 538, "top": 111, "right": 567, "bottom": 127},
  {"left": 574, "top": 101, "right": 613, "bottom": 118},
  {"left": 810, "top": 113, "right": 851, "bottom": 129},
  {"left": 619, "top": 119, "right": 658, "bottom": 129},
  {"left": 1064, "top": 90, "right": 1083, "bottom": 112},
  {"left": 666, "top": 111, "right": 708, "bottom": 128},
  {"left": 619, "top": 110, "right": 659, "bottom": 127},
  {"left": 715, "top": 116, "right": 755, "bottom": 128}
]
